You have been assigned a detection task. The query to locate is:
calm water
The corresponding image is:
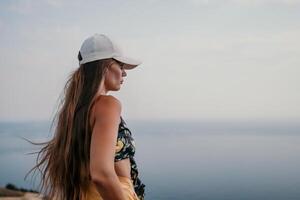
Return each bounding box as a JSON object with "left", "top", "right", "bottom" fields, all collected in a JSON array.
[{"left": 0, "top": 120, "right": 300, "bottom": 200}]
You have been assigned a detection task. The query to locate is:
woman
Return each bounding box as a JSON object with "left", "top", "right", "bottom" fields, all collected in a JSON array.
[{"left": 27, "top": 34, "right": 146, "bottom": 200}]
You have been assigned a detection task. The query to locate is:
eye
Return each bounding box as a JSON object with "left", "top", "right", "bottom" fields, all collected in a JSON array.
[
  {"left": 113, "top": 59, "right": 125, "bottom": 70},
  {"left": 118, "top": 63, "right": 125, "bottom": 70}
]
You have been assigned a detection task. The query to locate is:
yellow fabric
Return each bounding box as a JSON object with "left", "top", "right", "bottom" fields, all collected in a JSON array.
[
  {"left": 115, "top": 139, "right": 125, "bottom": 153},
  {"left": 87, "top": 176, "right": 140, "bottom": 200}
]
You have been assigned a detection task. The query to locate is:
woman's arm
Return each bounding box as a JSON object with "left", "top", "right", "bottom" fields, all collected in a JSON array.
[{"left": 89, "top": 95, "right": 126, "bottom": 200}]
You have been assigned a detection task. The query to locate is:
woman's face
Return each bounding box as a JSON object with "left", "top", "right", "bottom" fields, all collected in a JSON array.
[{"left": 103, "top": 59, "right": 127, "bottom": 91}]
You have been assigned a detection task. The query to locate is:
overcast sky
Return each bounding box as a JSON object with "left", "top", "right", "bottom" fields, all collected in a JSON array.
[{"left": 0, "top": 0, "right": 299, "bottom": 122}]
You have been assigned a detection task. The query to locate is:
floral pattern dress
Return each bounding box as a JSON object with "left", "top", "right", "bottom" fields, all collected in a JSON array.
[{"left": 115, "top": 116, "right": 146, "bottom": 200}]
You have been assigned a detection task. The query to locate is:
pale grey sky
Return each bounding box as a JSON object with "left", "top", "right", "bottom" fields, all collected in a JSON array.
[{"left": 0, "top": 0, "right": 299, "bottom": 122}]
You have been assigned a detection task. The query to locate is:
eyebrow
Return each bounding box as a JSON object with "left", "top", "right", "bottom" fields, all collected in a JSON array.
[{"left": 114, "top": 59, "right": 125, "bottom": 67}]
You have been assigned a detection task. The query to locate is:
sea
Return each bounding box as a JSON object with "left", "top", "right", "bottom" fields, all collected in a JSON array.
[{"left": 0, "top": 119, "right": 300, "bottom": 200}]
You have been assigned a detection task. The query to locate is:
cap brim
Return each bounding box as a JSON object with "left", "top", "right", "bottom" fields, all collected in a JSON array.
[{"left": 113, "top": 56, "right": 142, "bottom": 70}]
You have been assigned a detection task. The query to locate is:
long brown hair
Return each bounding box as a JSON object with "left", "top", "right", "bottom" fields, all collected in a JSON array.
[{"left": 25, "top": 54, "right": 114, "bottom": 200}]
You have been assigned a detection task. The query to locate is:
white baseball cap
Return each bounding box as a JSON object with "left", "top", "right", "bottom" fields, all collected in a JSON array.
[{"left": 78, "top": 34, "right": 141, "bottom": 70}]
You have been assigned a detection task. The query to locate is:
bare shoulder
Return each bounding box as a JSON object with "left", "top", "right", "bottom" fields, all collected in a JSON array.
[
  {"left": 94, "top": 95, "right": 121, "bottom": 108},
  {"left": 91, "top": 95, "right": 122, "bottom": 125}
]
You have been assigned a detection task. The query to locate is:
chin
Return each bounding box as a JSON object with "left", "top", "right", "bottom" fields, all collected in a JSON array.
[{"left": 112, "top": 86, "right": 121, "bottom": 91}]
